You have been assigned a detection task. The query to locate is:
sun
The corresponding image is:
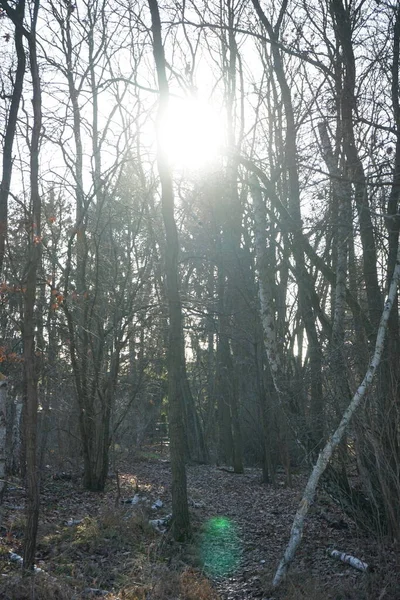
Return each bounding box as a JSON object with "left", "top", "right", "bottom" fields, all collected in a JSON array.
[{"left": 159, "top": 96, "right": 224, "bottom": 171}]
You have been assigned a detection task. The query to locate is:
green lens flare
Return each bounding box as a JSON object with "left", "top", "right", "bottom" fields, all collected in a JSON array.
[{"left": 200, "top": 517, "right": 242, "bottom": 577}]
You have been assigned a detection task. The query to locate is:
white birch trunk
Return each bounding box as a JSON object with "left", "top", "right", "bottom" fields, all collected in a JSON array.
[
  {"left": 250, "top": 175, "right": 310, "bottom": 455},
  {"left": 329, "top": 549, "right": 370, "bottom": 572},
  {"left": 250, "top": 174, "right": 282, "bottom": 381},
  {"left": 318, "top": 123, "right": 349, "bottom": 348},
  {"left": 272, "top": 248, "right": 400, "bottom": 587}
]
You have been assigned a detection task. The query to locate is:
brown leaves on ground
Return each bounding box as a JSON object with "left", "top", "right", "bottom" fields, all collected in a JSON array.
[{"left": 0, "top": 453, "right": 399, "bottom": 599}]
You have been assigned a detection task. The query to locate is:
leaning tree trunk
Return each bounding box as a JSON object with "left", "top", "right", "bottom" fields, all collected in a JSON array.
[
  {"left": 272, "top": 240, "right": 400, "bottom": 587},
  {"left": 148, "top": 0, "right": 190, "bottom": 542}
]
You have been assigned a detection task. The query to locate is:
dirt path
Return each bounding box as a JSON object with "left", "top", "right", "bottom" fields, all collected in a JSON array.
[
  {"left": 1, "top": 457, "right": 398, "bottom": 599},
  {"left": 131, "top": 459, "right": 397, "bottom": 600}
]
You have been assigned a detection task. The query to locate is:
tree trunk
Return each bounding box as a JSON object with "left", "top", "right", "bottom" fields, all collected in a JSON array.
[
  {"left": 148, "top": 0, "right": 190, "bottom": 541},
  {"left": 330, "top": 0, "right": 382, "bottom": 330},
  {"left": 252, "top": 0, "right": 323, "bottom": 452},
  {"left": 0, "top": 0, "right": 25, "bottom": 275},
  {"left": 22, "top": 0, "right": 42, "bottom": 570},
  {"left": 0, "top": 379, "right": 7, "bottom": 521},
  {"left": 272, "top": 243, "right": 400, "bottom": 587}
]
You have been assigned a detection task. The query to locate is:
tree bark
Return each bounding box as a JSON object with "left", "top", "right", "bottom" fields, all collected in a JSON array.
[
  {"left": 272, "top": 241, "right": 400, "bottom": 587},
  {"left": 21, "top": 0, "right": 42, "bottom": 572},
  {"left": 251, "top": 0, "right": 323, "bottom": 451},
  {"left": 330, "top": 0, "right": 382, "bottom": 330},
  {"left": 148, "top": 0, "right": 190, "bottom": 541},
  {"left": 0, "top": 379, "right": 7, "bottom": 520},
  {"left": 0, "top": 0, "right": 26, "bottom": 275},
  {"left": 318, "top": 122, "right": 353, "bottom": 414}
]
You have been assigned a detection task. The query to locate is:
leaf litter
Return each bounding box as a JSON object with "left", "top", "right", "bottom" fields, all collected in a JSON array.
[{"left": 1, "top": 454, "right": 399, "bottom": 599}]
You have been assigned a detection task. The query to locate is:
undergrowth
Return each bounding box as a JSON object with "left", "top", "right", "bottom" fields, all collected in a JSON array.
[
  {"left": 2, "top": 467, "right": 399, "bottom": 600},
  {"left": 0, "top": 478, "right": 221, "bottom": 600}
]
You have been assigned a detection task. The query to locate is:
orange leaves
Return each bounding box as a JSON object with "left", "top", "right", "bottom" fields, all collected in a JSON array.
[
  {"left": 0, "top": 282, "right": 26, "bottom": 296},
  {"left": 0, "top": 346, "right": 23, "bottom": 364},
  {"left": 0, "top": 281, "right": 9, "bottom": 294},
  {"left": 50, "top": 287, "right": 64, "bottom": 310},
  {"left": 49, "top": 285, "right": 84, "bottom": 310}
]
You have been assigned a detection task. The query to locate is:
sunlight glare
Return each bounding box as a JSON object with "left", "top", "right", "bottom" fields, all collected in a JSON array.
[{"left": 160, "top": 96, "right": 224, "bottom": 170}]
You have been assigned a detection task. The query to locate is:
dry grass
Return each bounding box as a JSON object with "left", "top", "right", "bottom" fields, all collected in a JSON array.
[
  {"left": 148, "top": 567, "right": 220, "bottom": 600},
  {"left": 0, "top": 497, "right": 221, "bottom": 600},
  {"left": 2, "top": 462, "right": 398, "bottom": 600},
  {"left": 0, "top": 573, "right": 74, "bottom": 600}
]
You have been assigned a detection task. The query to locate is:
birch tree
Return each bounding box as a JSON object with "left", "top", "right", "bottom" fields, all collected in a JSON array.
[{"left": 273, "top": 245, "right": 400, "bottom": 585}]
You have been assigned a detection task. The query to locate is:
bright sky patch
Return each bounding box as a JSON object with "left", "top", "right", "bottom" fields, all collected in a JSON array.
[{"left": 159, "top": 96, "right": 224, "bottom": 171}]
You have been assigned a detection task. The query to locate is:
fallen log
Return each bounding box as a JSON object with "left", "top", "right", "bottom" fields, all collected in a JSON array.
[{"left": 329, "top": 549, "right": 371, "bottom": 572}]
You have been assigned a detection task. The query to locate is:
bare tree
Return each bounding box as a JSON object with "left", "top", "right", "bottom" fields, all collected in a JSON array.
[
  {"left": 148, "top": 0, "right": 191, "bottom": 541},
  {"left": 0, "top": 0, "right": 43, "bottom": 572}
]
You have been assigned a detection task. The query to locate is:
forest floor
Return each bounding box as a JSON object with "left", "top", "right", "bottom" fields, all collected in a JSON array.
[{"left": 0, "top": 448, "right": 399, "bottom": 600}]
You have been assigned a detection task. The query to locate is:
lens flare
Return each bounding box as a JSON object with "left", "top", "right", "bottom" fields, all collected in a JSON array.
[{"left": 200, "top": 517, "right": 242, "bottom": 577}]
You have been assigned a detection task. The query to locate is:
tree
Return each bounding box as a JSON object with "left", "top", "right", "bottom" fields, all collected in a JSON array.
[
  {"left": 41, "top": 0, "right": 150, "bottom": 491},
  {"left": 0, "top": 0, "right": 43, "bottom": 572},
  {"left": 148, "top": 0, "right": 191, "bottom": 541},
  {"left": 273, "top": 249, "right": 400, "bottom": 586}
]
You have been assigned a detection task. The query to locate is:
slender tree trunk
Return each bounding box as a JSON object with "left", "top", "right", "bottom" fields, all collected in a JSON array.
[
  {"left": 0, "top": 0, "right": 25, "bottom": 275},
  {"left": 385, "top": 5, "right": 400, "bottom": 386},
  {"left": 330, "top": 0, "right": 382, "bottom": 330},
  {"left": 0, "top": 0, "right": 26, "bottom": 530},
  {"left": 0, "top": 379, "right": 7, "bottom": 521},
  {"left": 217, "top": 4, "right": 244, "bottom": 473},
  {"left": 148, "top": 0, "right": 190, "bottom": 541},
  {"left": 318, "top": 122, "right": 352, "bottom": 409},
  {"left": 272, "top": 241, "right": 400, "bottom": 587},
  {"left": 22, "top": 0, "right": 42, "bottom": 571},
  {"left": 251, "top": 0, "right": 323, "bottom": 452}
]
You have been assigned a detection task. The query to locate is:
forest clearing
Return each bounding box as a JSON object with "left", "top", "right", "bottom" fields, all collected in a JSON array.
[{"left": 1, "top": 448, "right": 399, "bottom": 600}]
